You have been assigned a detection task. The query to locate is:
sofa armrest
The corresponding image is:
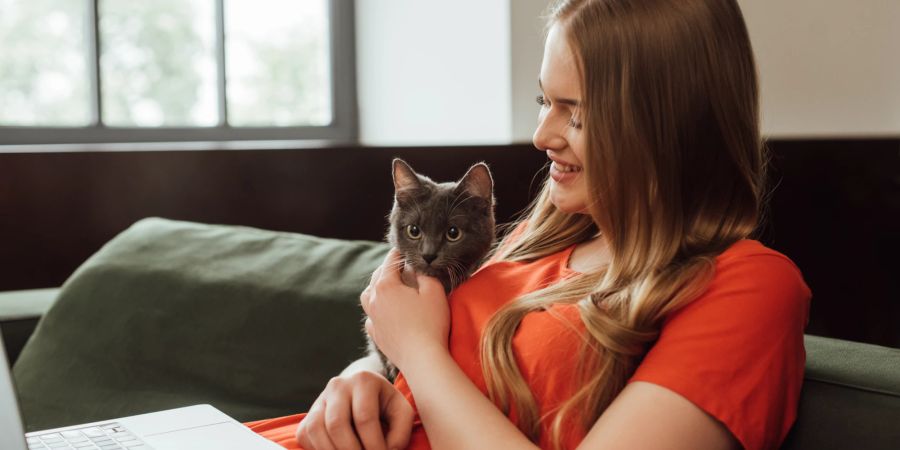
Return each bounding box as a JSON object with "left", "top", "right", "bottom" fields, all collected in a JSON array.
[
  {"left": 781, "top": 335, "right": 900, "bottom": 450},
  {"left": 0, "top": 288, "right": 60, "bottom": 366}
]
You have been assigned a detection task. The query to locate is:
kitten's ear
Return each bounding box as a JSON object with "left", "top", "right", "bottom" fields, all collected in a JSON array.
[
  {"left": 458, "top": 162, "right": 493, "bottom": 201},
  {"left": 392, "top": 158, "right": 421, "bottom": 193}
]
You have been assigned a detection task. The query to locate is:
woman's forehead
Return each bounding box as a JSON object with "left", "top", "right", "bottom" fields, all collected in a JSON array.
[{"left": 539, "top": 24, "right": 582, "bottom": 100}]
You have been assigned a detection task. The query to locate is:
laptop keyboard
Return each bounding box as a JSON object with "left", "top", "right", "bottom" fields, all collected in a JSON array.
[{"left": 26, "top": 422, "right": 151, "bottom": 449}]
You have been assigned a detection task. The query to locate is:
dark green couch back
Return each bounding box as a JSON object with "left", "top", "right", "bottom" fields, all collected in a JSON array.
[{"left": 13, "top": 217, "right": 388, "bottom": 431}]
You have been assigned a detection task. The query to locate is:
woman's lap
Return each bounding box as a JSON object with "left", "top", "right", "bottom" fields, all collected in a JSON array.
[{"left": 244, "top": 413, "right": 307, "bottom": 449}]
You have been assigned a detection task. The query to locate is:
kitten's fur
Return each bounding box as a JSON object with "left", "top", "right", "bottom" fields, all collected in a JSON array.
[{"left": 366, "top": 158, "right": 496, "bottom": 379}]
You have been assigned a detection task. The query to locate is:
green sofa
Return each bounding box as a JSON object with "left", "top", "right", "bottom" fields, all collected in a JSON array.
[{"left": 1, "top": 217, "right": 898, "bottom": 449}]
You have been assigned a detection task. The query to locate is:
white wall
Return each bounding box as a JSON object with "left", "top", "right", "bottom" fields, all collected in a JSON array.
[
  {"left": 355, "top": 1, "right": 900, "bottom": 144},
  {"left": 354, "top": 0, "right": 512, "bottom": 145},
  {"left": 509, "top": 0, "right": 551, "bottom": 143},
  {"left": 738, "top": 0, "right": 900, "bottom": 138}
]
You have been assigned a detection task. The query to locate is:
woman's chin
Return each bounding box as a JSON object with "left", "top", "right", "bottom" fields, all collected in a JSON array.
[{"left": 549, "top": 188, "right": 587, "bottom": 214}]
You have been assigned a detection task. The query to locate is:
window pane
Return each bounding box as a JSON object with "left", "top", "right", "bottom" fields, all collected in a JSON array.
[
  {"left": 0, "top": 0, "right": 90, "bottom": 126},
  {"left": 225, "top": 0, "right": 331, "bottom": 127},
  {"left": 100, "top": 0, "right": 217, "bottom": 127}
]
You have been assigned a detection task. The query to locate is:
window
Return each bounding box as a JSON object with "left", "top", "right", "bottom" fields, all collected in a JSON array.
[{"left": 0, "top": 0, "right": 356, "bottom": 145}]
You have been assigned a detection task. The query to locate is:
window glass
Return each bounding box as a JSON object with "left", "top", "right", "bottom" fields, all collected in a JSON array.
[
  {"left": 225, "top": 0, "right": 331, "bottom": 127},
  {"left": 0, "top": 0, "right": 90, "bottom": 126},
  {"left": 100, "top": 0, "right": 218, "bottom": 127}
]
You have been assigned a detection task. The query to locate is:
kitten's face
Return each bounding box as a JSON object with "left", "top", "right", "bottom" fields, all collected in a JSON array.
[{"left": 388, "top": 159, "right": 495, "bottom": 291}]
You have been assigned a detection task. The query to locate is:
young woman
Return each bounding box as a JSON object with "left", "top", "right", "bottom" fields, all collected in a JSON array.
[{"left": 246, "top": 0, "right": 811, "bottom": 448}]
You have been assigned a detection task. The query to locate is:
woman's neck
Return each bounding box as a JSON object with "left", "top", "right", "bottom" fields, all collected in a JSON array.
[{"left": 567, "top": 233, "right": 610, "bottom": 273}]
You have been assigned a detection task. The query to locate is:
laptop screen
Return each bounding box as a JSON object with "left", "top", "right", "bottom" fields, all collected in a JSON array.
[{"left": 0, "top": 330, "right": 28, "bottom": 450}]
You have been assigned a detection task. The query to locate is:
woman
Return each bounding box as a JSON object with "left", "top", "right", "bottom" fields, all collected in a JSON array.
[{"left": 246, "top": 0, "right": 811, "bottom": 448}]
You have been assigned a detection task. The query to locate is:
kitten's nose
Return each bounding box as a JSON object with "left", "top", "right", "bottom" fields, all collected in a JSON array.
[{"left": 423, "top": 254, "right": 438, "bottom": 265}]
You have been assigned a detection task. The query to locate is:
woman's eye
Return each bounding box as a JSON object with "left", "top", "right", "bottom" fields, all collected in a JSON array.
[
  {"left": 446, "top": 226, "right": 462, "bottom": 242},
  {"left": 405, "top": 224, "right": 422, "bottom": 239},
  {"left": 538, "top": 93, "right": 580, "bottom": 128}
]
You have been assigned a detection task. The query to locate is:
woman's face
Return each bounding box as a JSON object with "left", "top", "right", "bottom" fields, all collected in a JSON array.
[{"left": 533, "top": 24, "right": 589, "bottom": 215}]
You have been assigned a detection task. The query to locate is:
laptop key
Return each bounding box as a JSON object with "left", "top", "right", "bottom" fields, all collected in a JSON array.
[{"left": 83, "top": 427, "right": 106, "bottom": 437}]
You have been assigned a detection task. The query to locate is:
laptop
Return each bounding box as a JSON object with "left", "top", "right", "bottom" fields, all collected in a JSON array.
[{"left": 0, "top": 331, "right": 283, "bottom": 450}]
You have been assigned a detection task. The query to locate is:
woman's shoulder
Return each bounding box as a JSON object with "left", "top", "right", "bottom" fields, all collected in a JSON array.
[
  {"left": 634, "top": 239, "right": 812, "bottom": 450},
  {"left": 673, "top": 238, "right": 812, "bottom": 329},
  {"left": 715, "top": 238, "right": 803, "bottom": 270},
  {"left": 714, "top": 239, "right": 811, "bottom": 295}
]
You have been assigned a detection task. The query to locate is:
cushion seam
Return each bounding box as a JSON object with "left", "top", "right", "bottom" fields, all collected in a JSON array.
[{"left": 804, "top": 375, "right": 900, "bottom": 398}]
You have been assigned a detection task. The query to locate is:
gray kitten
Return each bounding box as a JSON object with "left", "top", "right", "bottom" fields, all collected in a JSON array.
[{"left": 367, "top": 158, "right": 496, "bottom": 379}]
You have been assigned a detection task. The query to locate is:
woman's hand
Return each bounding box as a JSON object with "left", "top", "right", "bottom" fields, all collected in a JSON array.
[
  {"left": 295, "top": 369, "right": 414, "bottom": 450},
  {"left": 361, "top": 249, "right": 450, "bottom": 370}
]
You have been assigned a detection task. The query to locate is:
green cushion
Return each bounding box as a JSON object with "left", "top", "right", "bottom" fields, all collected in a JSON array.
[
  {"left": 13, "top": 217, "right": 389, "bottom": 431},
  {"left": 781, "top": 335, "right": 900, "bottom": 450}
]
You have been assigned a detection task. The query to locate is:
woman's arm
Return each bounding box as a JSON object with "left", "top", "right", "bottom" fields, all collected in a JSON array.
[
  {"left": 576, "top": 381, "right": 739, "bottom": 450},
  {"left": 399, "top": 348, "right": 739, "bottom": 450},
  {"left": 400, "top": 342, "right": 539, "bottom": 450},
  {"left": 399, "top": 341, "right": 738, "bottom": 450}
]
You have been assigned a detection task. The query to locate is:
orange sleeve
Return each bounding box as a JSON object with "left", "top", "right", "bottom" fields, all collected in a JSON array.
[{"left": 629, "top": 252, "right": 812, "bottom": 450}]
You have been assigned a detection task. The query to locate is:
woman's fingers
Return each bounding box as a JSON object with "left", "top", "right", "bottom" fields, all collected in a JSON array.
[
  {"left": 382, "top": 387, "right": 415, "bottom": 450},
  {"left": 351, "top": 374, "right": 389, "bottom": 450},
  {"left": 416, "top": 272, "right": 444, "bottom": 297},
  {"left": 360, "top": 288, "right": 372, "bottom": 315},
  {"left": 298, "top": 371, "right": 411, "bottom": 450},
  {"left": 364, "top": 317, "right": 375, "bottom": 340},
  {"left": 323, "top": 382, "right": 363, "bottom": 450},
  {"left": 296, "top": 396, "right": 337, "bottom": 450}
]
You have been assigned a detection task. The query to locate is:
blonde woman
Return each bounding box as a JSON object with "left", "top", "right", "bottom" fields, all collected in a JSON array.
[{"left": 246, "top": 0, "right": 811, "bottom": 448}]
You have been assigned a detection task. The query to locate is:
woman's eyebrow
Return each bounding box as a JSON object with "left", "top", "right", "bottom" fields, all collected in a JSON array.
[{"left": 538, "top": 78, "right": 581, "bottom": 106}]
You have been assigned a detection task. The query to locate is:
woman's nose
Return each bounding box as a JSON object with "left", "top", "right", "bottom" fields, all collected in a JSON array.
[{"left": 532, "top": 113, "right": 565, "bottom": 152}]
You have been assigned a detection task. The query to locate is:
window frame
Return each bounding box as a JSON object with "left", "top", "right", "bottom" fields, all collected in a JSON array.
[{"left": 0, "top": 0, "right": 357, "bottom": 146}]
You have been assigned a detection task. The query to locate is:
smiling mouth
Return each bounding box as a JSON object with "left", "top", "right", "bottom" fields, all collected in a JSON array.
[{"left": 551, "top": 161, "right": 582, "bottom": 173}]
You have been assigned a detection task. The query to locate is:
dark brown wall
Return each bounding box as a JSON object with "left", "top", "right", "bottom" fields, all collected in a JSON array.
[
  {"left": 1, "top": 141, "right": 897, "bottom": 347},
  {"left": 0, "top": 144, "right": 549, "bottom": 287}
]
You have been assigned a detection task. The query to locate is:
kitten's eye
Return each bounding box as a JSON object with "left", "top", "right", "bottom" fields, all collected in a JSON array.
[
  {"left": 446, "top": 226, "right": 462, "bottom": 242},
  {"left": 405, "top": 224, "right": 422, "bottom": 240}
]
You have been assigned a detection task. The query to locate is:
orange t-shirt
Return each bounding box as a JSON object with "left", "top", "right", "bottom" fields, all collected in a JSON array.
[{"left": 246, "top": 238, "right": 811, "bottom": 450}]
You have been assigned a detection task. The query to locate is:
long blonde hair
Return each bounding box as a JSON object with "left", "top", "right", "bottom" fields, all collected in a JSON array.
[{"left": 481, "top": 0, "right": 768, "bottom": 448}]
